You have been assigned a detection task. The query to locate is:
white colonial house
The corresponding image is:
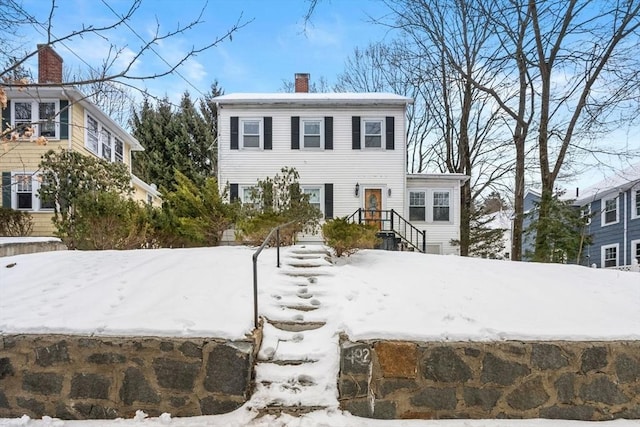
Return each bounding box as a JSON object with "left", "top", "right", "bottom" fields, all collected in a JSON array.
[{"left": 216, "top": 74, "right": 468, "bottom": 254}]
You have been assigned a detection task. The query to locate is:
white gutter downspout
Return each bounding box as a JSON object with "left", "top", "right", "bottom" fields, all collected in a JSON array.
[{"left": 624, "top": 190, "right": 628, "bottom": 266}]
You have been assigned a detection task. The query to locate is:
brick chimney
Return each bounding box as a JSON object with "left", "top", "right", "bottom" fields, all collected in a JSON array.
[
  {"left": 38, "top": 44, "right": 63, "bottom": 84},
  {"left": 294, "top": 73, "right": 310, "bottom": 93}
]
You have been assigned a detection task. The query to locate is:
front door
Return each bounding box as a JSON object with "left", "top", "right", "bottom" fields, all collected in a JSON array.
[{"left": 364, "top": 188, "right": 382, "bottom": 229}]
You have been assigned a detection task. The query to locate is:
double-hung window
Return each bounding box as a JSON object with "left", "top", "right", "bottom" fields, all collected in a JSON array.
[
  {"left": 85, "top": 113, "right": 121, "bottom": 163},
  {"left": 433, "top": 191, "right": 451, "bottom": 222},
  {"left": 12, "top": 100, "right": 59, "bottom": 138},
  {"left": 302, "top": 119, "right": 322, "bottom": 148},
  {"left": 633, "top": 188, "right": 640, "bottom": 219},
  {"left": 11, "top": 173, "right": 53, "bottom": 211},
  {"left": 242, "top": 119, "right": 261, "bottom": 148},
  {"left": 602, "top": 244, "right": 618, "bottom": 268},
  {"left": 363, "top": 119, "right": 382, "bottom": 148},
  {"left": 602, "top": 196, "right": 618, "bottom": 225},
  {"left": 409, "top": 191, "right": 426, "bottom": 221},
  {"left": 302, "top": 186, "right": 323, "bottom": 217}
]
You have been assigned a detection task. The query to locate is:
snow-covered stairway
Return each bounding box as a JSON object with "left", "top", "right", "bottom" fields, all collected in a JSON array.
[{"left": 248, "top": 245, "right": 341, "bottom": 416}]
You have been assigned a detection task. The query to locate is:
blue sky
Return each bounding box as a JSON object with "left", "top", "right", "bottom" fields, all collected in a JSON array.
[{"left": 21, "top": 0, "right": 393, "bottom": 101}]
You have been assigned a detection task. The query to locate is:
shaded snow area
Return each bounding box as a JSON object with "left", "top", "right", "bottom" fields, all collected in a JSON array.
[{"left": 2, "top": 245, "right": 640, "bottom": 427}]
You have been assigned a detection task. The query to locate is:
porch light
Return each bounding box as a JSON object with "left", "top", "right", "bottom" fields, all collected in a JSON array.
[
  {"left": 355, "top": 183, "right": 360, "bottom": 197},
  {"left": 388, "top": 188, "right": 392, "bottom": 197}
]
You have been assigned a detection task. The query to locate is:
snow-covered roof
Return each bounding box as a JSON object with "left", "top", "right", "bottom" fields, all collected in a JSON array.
[
  {"left": 214, "top": 92, "right": 413, "bottom": 106},
  {"left": 407, "top": 173, "right": 469, "bottom": 182},
  {"left": 575, "top": 161, "right": 640, "bottom": 205}
]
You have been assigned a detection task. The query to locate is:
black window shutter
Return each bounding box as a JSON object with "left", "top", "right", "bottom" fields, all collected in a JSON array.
[
  {"left": 324, "top": 183, "right": 333, "bottom": 219},
  {"left": 60, "top": 100, "right": 69, "bottom": 140},
  {"left": 352, "top": 116, "right": 361, "bottom": 149},
  {"left": 264, "top": 117, "right": 272, "bottom": 150},
  {"left": 230, "top": 183, "right": 239, "bottom": 202},
  {"left": 1, "top": 100, "right": 10, "bottom": 132},
  {"left": 324, "top": 117, "right": 333, "bottom": 150},
  {"left": 230, "top": 117, "right": 239, "bottom": 150},
  {"left": 291, "top": 116, "right": 300, "bottom": 149},
  {"left": 386, "top": 116, "right": 395, "bottom": 150},
  {"left": 2, "top": 172, "right": 11, "bottom": 208}
]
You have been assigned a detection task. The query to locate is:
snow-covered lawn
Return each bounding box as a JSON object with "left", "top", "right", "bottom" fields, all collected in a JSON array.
[{"left": 1, "top": 245, "right": 640, "bottom": 427}]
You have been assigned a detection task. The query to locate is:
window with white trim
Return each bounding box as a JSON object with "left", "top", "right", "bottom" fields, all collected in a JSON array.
[
  {"left": 85, "top": 113, "right": 123, "bottom": 163},
  {"left": 302, "top": 186, "right": 323, "bottom": 217},
  {"left": 11, "top": 173, "right": 54, "bottom": 211},
  {"left": 363, "top": 119, "right": 383, "bottom": 148},
  {"left": 602, "top": 196, "right": 618, "bottom": 225},
  {"left": 409, "top": 191, "right": 426, "bottom": 221},
  {"left": 301, "top": 119, "right": 322, "bottom": 149},
  {"left": 12, "top": 100, "right": 60, "bottom": 139},
  {"left": 239, "top": 186, "right": 260, "bottom": 209},
  {"left": 241, "top": 119, "right": 261, "bottom": 148},
  {"left": 433, "top": 191, "right": 451, "bottom": 222},
  {"left": 632, "top": 188, "right": 640, "bottom": 219},
  {"left": 632, "top": 239, "right": 640, "bottom": 264},
  {"left": 602, "top": 244, "right": 618, "bottom": 268},
  {"left": 581, "top": 204, "right": 592, "bottom": 225}
]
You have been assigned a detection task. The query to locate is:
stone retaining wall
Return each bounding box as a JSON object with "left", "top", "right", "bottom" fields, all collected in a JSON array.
[
  {"left": 0, "top": 334, "right": 257, "bottom": 419},
  {"left": 339, "top": 338, "right": 640, "bottom": 420},
  {"left": 0, "top": 241, "right": 67, "bottom": 257}
]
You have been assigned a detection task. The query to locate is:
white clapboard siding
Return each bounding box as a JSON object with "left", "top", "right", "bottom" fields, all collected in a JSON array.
[{"left": 218, "top": 104, "right": 407, "bottom": 219}]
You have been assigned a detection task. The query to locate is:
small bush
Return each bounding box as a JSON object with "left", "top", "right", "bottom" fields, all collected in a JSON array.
[
  {"left": 0, "top": 207, "right": 33, "bottom": 236},
  {"left": 235, "top": 212, "right": 299, "bottom": 246},
  {"left": 322, "top": 217, "right": 379, "bottom": 257}
]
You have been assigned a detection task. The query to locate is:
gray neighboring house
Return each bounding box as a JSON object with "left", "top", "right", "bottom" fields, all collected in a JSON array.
[{"left": 521, "top": 162, "right": 640, "bottom": 269}]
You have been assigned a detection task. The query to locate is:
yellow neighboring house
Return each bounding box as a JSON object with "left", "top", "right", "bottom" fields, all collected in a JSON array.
[{"left": 1, "top": 45, "right": 161, "bottom": 236}]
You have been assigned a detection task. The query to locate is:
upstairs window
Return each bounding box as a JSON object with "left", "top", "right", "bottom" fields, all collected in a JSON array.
[
  {"left": 85, "top": 113, "right": 123, "bottom": 163},
  {"left": 302, "top": 119, "right": 322, "bottom": 148},
  {"left": 242, "top": 119, "right": 261, "bottom": 148},
  {"left": 12, "top": 100, "right": 59, "bottom": 139},
  {"left": 433, "top": 191, "right": 450, "bottom": 222},
  {"left": 602, "top": 196, "right": 618, "bottom": 225},
  {"left": 409, "top": 191, "right": 426, "bottom": 221},
  {"left": 363, "top": 119, "right": 382, "bottom": 148},
  {"left": 633, "top": 188, "right": 640, "bottom": 219}
]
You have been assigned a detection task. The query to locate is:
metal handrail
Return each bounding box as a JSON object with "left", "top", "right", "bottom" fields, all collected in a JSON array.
[
  {"left": 251, "top": 219, "right": 298, "bottom": 328},
  {"left": 347, "top": 208, "right": 426, "bottom": 253}
]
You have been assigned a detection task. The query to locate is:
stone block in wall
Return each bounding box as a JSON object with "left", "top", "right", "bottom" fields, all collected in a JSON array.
[
  {"left": 22, "top": 372, "right": 63, "bottom": 395},
  {"left": 179, "top": 341, "right": 203, "bottom": 359},
  {"left": 17, "top": 397, "right": 45, "bottom": 415},
  {"left": 579, "top": 376, "right": 629, "bottom": 405},
  {"left": 344, "top": 399, "right": 396, "bottom": 419},
  {"left": 0, "top": 358, "right": 14, "bottom": 379},
  {"left": 87, "top": 353, "right": 126, "bottom": 364},
  {"left": 204, "top": 342, "right": 252, "bottom": 396},
  {"left": 580, "top": 346, "right": 608, "bottom": 373},
  {"left": 339, "top": 377, "right": 369, "bottom": 398},
  {"left": 119, "top": 367, "right": 160, "bottom": 405},
  {"left": 73, "top": 403, "right": 118, "bottom": 420},
  {"left": 539, "top": 405, "right": 595, "bottom": 421},
  {"left": 152, "top": 358, "right": 200, "bottom": 391},
  {"left": 199, "top": 397, "right": 243, "bottom": 415},
  {"left": 555, "top": 373, "right": 575, "bottom": 403},
  {"left": 423, "top": 347, "right": 472, "bottom": 383},
  {"left": 0, "top": 392, "right": 9, "bottom": 409},
  {"left": 481, "top": 353, "right": 530, "bottom": 385},
  {"left": 375, "top": 342, "right": 417, "bottom": 378},
  {"left": 410, "top": 387, "right": 456, "bottom": 410},
  {"left": 531, "top": 344, "right": 569, "bottom": 369},
  {"left": 35, "top": 341, "right": 70, "bottom": 366},
  {"left": 506, "top": 377, "right": 550, "bottom": 410},
  {"left": 463, "top": 387, "right": 501, "bottom": 412},
  {"left": 615, "top": 354, "right": 640, "bottom": 383},
  {"left": 70, "top": 373, "right": 110, "bottom": 399},
  {"left": 341, "top": 342, "right": 372, "bottom": 375}
]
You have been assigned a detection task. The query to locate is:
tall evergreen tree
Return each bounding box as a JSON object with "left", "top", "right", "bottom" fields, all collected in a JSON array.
[{"left": 200, "top": 82, "right": 224, "bottom": 175}]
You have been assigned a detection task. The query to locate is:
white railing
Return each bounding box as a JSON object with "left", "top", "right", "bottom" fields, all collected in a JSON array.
[{"left": 595, "top": 259, "right": 640, "bottom": 273}]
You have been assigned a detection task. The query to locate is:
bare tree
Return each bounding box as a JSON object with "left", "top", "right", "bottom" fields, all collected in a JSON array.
[{"left": 1, "top": 0, "right": 249, "bottom": 141}]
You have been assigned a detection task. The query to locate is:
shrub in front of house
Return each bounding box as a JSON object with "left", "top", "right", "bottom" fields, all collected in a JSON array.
[
  {"left": 322, "top": 217, "right": 379, "bottom": 257},
  {"left": 0, "top": 207, "right": 33, "bottom": 236}
]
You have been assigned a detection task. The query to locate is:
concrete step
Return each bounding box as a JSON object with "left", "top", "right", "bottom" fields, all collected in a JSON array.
[
  {"left": 266, "top": 320, "right": 326, "bottom": 332},
  {"left": 257, "top": 405, "right": 329, "bottom": 417}
]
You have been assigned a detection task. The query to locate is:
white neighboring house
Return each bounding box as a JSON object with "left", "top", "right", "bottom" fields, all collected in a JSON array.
[{"left": 216, "top": 74, "right": 469, "bottom": 254}]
